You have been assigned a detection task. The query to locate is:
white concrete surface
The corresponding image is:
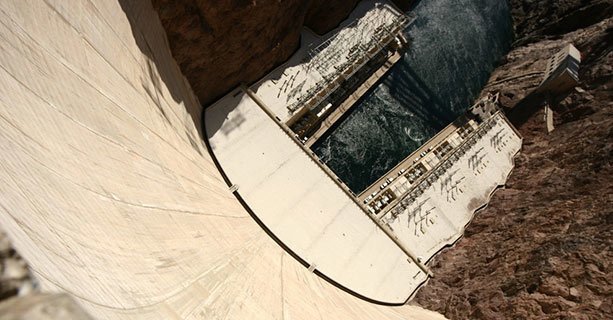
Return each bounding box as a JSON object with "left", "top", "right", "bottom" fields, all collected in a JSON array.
[
  {"left": 381, "top": 114, "right": 522, "bottom": 259},
  {"left": 0, "top": 0, "right": 446, "bottom": 319},
  {"left": 207, "top": 89, "right": 427, "bottom": 304}
]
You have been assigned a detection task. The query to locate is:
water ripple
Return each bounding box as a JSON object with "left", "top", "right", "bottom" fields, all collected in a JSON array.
[{"left": 312, "top": 0, "right": 512, "bottom": 193}]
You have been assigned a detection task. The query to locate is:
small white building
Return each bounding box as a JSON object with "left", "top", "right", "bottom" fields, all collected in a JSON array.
[{"left": 538, "top": 44, "right": 581, "bottom": 95}]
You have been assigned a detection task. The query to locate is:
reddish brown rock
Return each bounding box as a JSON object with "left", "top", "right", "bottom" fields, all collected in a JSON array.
[
  {"left": 414, "top": 16, "right": 612, "bottom": 320},
  {"left": 151, "top": 0, "right": 309, "bottom": 107},
  {"left": 0, "top": 231, "right": 32, "bottom": 301},
  {"left": 305, "top": 0, "right": 360, "bottom": 34}
]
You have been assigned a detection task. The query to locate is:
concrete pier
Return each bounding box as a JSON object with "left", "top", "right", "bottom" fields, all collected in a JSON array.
[
  {"left": 305, "top": 51, "right": 403, "bottom": 148},
  {"left": 357, "top": 117, "right": 463, "bottom": 202}
]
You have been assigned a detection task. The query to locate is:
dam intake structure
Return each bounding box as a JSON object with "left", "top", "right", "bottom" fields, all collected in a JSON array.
[{"left": 285, "top": 4, "right": 412, "bottom": 147}]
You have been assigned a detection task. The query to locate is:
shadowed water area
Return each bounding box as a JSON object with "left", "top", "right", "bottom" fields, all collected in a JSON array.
[{"left": 312, "top": 0, "right": 513, "bottom": 193}]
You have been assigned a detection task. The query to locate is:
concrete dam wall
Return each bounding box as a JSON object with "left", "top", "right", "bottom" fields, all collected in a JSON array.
[{"left": 0, "top": 1, "right": 446, "bottom": 319}]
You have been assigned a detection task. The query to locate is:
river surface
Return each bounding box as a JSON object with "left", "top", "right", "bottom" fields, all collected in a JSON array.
[{"left": 312, "top": 0, "right": 513, "bottom": 193}]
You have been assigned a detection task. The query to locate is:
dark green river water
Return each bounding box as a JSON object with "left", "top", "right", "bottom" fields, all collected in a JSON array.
[{"left": 312, "top": 0, "right": 513, "bottom": 193}]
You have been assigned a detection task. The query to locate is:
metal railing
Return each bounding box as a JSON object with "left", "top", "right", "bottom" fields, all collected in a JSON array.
[{"left": 286, "top": 7, "right": 416, "bottom": 114}]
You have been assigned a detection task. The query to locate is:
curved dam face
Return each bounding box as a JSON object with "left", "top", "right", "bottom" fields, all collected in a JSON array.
[{"left": 0, "top": 0, "right": 445, "bottom": 319}]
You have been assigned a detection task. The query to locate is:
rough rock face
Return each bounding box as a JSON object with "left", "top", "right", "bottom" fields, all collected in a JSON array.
[
  {"left": 0, "top": 231, "right": 33, "bottom": 300},
  {"left": 414, "top": 14, "right": 612, "bottom": 320},
  {"left": 509, "top": 0, "right": 613, "bottom": 45},
  {"left": 305, "top": 0, "right": 414, "bottom": 33},
  {"left": 305, "top": 0, "right": 360, "bottom": 34},
  {"left": 151, "top": 0, "right": 414, "bottom": 106},
  {"left": 151, "top": 0, "right": 309, "bottom": 107}
]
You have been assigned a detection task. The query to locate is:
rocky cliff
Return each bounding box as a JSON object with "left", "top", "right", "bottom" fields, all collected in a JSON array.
[
  {"left": 151, "top": 0, "right": 413, "bottom": 106},
  {"left": 509, "top": 0, "right": 613, "bottom": 45},
  {"left": 414, "top": 2, "right": 612, "bottom": 318}
]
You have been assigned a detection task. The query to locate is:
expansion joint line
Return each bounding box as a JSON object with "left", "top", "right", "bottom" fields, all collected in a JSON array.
[{"left": 240, "top": 84, "right": 432, "bottom": 278}]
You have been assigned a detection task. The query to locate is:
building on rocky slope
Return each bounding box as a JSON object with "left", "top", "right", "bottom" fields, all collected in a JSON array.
[{"left": 538, "top": 44, "right": 582, "bottom": 96}]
